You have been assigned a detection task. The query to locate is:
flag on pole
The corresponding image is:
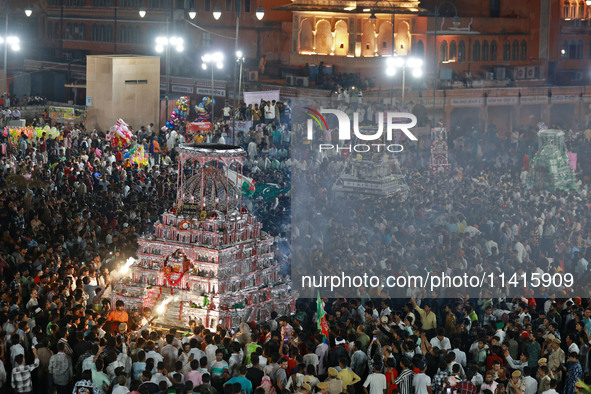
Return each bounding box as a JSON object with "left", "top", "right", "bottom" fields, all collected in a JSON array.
[{"left": 316, "top": 291, "right": 329, "bottom": 341}]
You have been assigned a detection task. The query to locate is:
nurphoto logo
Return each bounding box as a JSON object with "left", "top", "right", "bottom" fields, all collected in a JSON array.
[{"left": 304, "top": 107, "right": 418, "bottom": 153}]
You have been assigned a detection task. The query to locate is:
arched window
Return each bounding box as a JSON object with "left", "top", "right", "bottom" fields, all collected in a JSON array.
[
  {"left": 490, "top": 40, "right": 497, "bottom": 60},
  {"left": 54, "top": 23, "right": 60, "bottom": 39},
  {"left": 121, "top": 25, "right": 127, "bottom": 43},
  {"left": 563, "top": 0, "right": 570, "bottom": 18},
  {"left": 520, "top": 40, "right": 527, "bottom": 60},
  {"left": 482, "top": 40, "right": 489, "bottom": 61},
  {"left": 473, "top": 40, "right": 480, "bottom": 61},
  {"left": 92, "top": 23, "right": 98, "bottom": 41},
  {"left": 458, "top": 40, "right": 466, "bottom": 62},
  {"left": 99, "top": 24, "right": 105, "bottom": 41},
  {"left": 578, "top": 1, "right": 585, "bottom": 18},
  {"left": 562, "top": 40, "right": 569, "bottom": 58},
  {"left": 136, "top": 26, "right": 141, "bottom": 43},
  {"left": 440, "top": 40, "right": 448, "bottom": 62},
  {"left": 512, "top": 40, "right": 519, "bottom": 60},
  {"left": 416, "top": 40, "right": 425, "bottom": 57},
  {"left": 73, "top": 23, "right": 79, "bottom": 40},
  {"left": 503, "top": 41, "right": 510, "bottom": 60},
  {"left": 577, "top": 39, "right": 584, "bottom": 58},
  {"left": 570, "top": 39, "right": 576, "bottom": 58},
  {"left": 80, "top": 23, "right": 85, "bottom": 40},
  {"left": 588, "top": 40, "right": 591, "bottom": 58},
  {"left": 128, "top": 25, "right": 134, "bottom": 43},
  {"left": 107, "top": 25, "right": 113, "bottom": 42},
  {"left": 449, "top": 40, "right": 457, "bottom": 60},
  {"left": 66, "top": 22, "right": 72, "bottom": 40},
  {"left": 47, "top": 22, "right": 52, "bottom": 39},
  {"left": 572, "top": 1, "right": 577, "bottom": 17}
]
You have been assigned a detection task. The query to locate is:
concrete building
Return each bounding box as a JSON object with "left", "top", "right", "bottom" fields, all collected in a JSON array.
[{"left": 86, "top": 54, "right": 160, "bottom": 131}]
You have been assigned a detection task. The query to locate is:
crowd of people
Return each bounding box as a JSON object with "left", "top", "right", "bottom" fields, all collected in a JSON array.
[
  {"left": 0, "top": 93, "right": 589, "bottom": 394},
  {"left": 0, "top": 95, "right": 48, "bottom": 109}
]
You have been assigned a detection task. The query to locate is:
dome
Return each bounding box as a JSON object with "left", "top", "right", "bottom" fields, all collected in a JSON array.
[{"left": 182, "top": 167, "right": 240, "bottom": 213}]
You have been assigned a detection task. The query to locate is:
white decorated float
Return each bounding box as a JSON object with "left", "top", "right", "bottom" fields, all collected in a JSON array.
[{"left": 112, "top": 144, "right": 295, "bottom": 329}]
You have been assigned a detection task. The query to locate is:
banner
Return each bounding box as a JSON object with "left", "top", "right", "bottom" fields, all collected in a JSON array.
[
  {"left": 49, "top": 106, "right": 75, "bottom": 120},
  {"left": 187, "top": 122, "right": 213, "bottom": 132},
  {"left": 243, "top": 90, "right": 280, "bottom": 106},
  {"left": 48, "top": 106, "right": 86, "bottom": 122},
  {"left": 230, "top": 120, "right": 253, "bottom": 135},
  {"left": 195, "top": 88, "right": 226, "bottom": 97}
]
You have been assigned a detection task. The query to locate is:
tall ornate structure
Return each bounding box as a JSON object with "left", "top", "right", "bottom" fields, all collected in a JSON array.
[
  {"left": 527, "top": 129, "right": 577, "bottom": 191},
  {"left": 112, "top": 144, "right": 295, "bottom": 328},
  {"left": 429, "top": 127, "right": 451, "bottom": 173},
  {"left": 333, "top": 151, "right": 409, "bottom": 198}
]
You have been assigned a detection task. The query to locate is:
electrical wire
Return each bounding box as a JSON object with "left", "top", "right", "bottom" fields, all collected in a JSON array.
[{"left": 184, "top": 19, "right": 237, "bottom": 40}]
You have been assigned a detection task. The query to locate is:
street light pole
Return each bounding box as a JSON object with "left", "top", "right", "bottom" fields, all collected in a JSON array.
[
  {"left": 432, "top": 0, "right": 460, "bottom": 117},
  {"left": 211, "top": 66, "right": 215, "bottom": 118},
  {"left": 202, "top": 52, "right": 224, "bottom": 123},
  {"left": 165, "top": 3, "right": 170, "bottom": 124},
  {"left": 238, "top": 59, "right": 244, "bottom": 103},
  {"left": 231, "top": 2, "right": 241, "bottom": 144},
  {"left": 370, "top": 1, "right": 397, "bottom": 106},
  {"left": 156, "top": 34, "right": 184, "bottom": 128},
  {"left": 386, "top": 56, "right": 423, "bottom": 109},
  {"left": 233, "top": 51, "right": 245, "bottom": 144},
  {"left": 166, "top": 44, "right": 170, "bottom": 123},
  {"left": 114, "top": 0, "right": 118, "bottom": 53},
  {"left": 3, "top": 9, "right": 8, "bottom": 107},
  {"left": 401, "top": 65, "right": 406, "bottom": 107}
]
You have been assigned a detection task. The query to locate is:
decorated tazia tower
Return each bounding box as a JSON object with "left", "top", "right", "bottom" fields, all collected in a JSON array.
[{"left": 112, "top": 144, "right": 295, "bottom": 329}]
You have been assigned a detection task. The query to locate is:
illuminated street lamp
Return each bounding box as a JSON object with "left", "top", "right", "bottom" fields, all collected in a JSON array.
[
  {"left": 202, "top": 52, "right": 224, "bottom": 118},
  {"left": 24, "top": 1, "right": 33, "bottom": 17},
  {"left": 232, "top": 50, "right": 246, "bottom": 143},
  {"left": 0, "top": 36, "right": 20, "bottom": 52},
  {"left": 139, "top": 7, "right": 146, "bottom": 18},
  {"left": 256, "top": 0, "right": 265, "bottom": 20},
  {"left": 386, "top": 56, "right": 423, "bottom": 107},
  {"left": 212, "top": 6, "right": 222, "bottom": 20},
  {"left": 155, "top": 36, "right": 184, "bottom": 53},
  {"left": 1, "top": 35, "right": 20, "bottom": 107},
  {"left": 236, "top": 51, "right": 245, "bottom": 101},
  {"left": 3, "top": 1, "right": 28, "bottom": 107},
  {"left": 188, "top": 8, "right": 197, "bottom": 19},
  {"left": 156, "top": 36, "right": 184, "bottom": 123}
]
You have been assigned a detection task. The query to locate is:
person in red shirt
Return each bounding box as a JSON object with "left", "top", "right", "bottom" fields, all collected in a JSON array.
[
  {"left": 385, "top": 358, "right": 399, "bottom": 393},
  {"left": 454, "top": 371, "right": 477, "bottom": 394},
  {"left": 485, "top": 346, "right": 504, "bottom": 372},
  {"left": 39, "top": 132, "right": 47, "bottom": 163},
  {"left": 279, "top": 342, "right": 297, "bottom": 375}
]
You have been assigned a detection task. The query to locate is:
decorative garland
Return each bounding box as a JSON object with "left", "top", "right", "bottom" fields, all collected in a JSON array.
[
  {"left": 162, "top": 249, "right": 188, "bottom": 287},
  {"left": 163, "top": 266, "right": 184, "bottom": 287}
]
